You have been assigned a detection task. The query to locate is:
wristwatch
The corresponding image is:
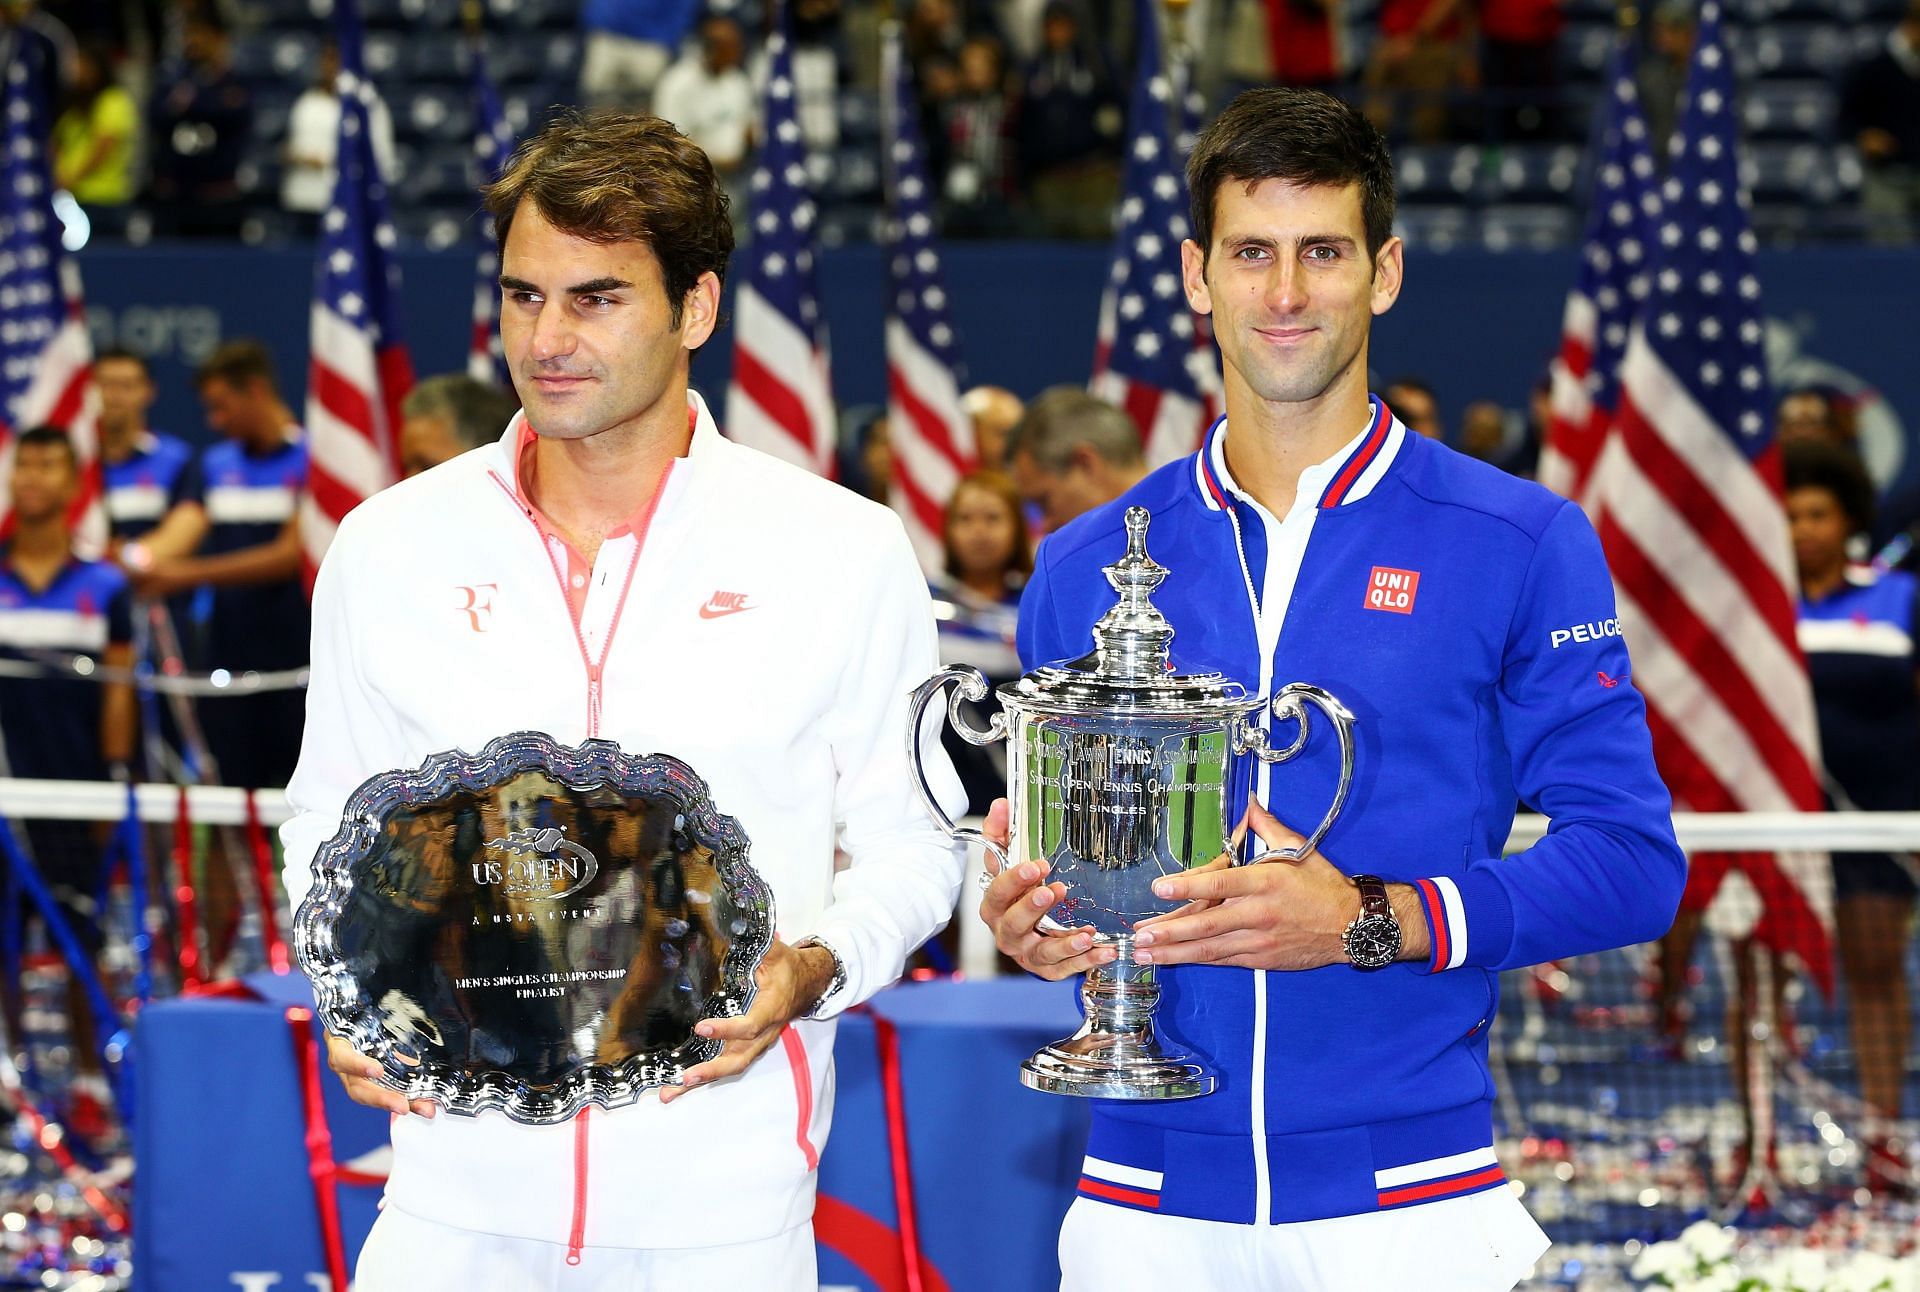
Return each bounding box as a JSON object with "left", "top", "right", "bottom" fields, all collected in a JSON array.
[
  {"left": 1342, "top": 875, "right": 1402, "bottom": 970},
  {"left": 793, "top": 935, "right": 847, "bottom": 1019}
]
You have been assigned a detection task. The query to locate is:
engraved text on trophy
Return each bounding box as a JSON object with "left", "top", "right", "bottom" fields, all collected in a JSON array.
[{"left": 1021, "top": 723, "right": 1229, "bottom": 931}]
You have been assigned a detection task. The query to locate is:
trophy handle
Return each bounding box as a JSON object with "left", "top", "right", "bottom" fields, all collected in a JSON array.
[
  {"left": 907, "top": 666, "right": 1011, "bottom": 873},
  {"left": 1235, "top": 683, "right": 1356, "bottom": 864}
]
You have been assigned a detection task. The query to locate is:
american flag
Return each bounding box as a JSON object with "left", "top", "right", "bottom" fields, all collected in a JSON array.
[
  {"left": 0, "top": 36, "right": 103, "bottom": 549},
  {"left": 880, "top": 22, "right": 974, "bottom": 571},
  {"left": 300, "top": 0, "right": 415, "bottom": 581},
  {"left": 1540, "top": 39, "right": 1661, "bottom": 509},
  {"left": 1591, "top": 0, "right": 1832, "bottom": 988},
  {"left": 467, "top": 33, "right": 514, "bottom": 387},
  {"left": 1090, "top": 0, "right": 1221, "bottom": 469},
  {"left": 725, "top": 0, "right": 836, "bottom": 478}
]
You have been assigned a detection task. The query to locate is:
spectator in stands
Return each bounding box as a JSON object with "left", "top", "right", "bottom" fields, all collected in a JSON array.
[
  {"left": 1014, "top": 1, "right": 1122, "bottom": 239},
  {"left": 1841, "top": 0, "right": 1920, "bottom": 245},
  {"left": 1363, "top": 0, "right": 1472, "bottom": 143},
  {"left": 0, "top": 426, "right": 136, "bottom": 1128},
  {"left": 125, "top": 340, "right": 308, "bottom": 794},
  {"left": 942, "top": 34, "right": 1016, "bottom": 234},
  {"left": 943, "top": 467, "right": 1031, "bottom": 605},
  {"left": 1510, "top": 373, "right": 1548, "bottom": 479},
  {"left": 1384, "top": 375, "right": 1444, "bottom": 438},
  {"left": 1786, "top": 439, "right": 1918, "bottom": 1190},
  {"left": 1479, "top": 0, "right": 1562, "bottom": 140},
  {"left": 858, "top": 411, "right": 894, "bottom": 504},
  {"left": 654, "top": 14, "right": 755, "bottom": 182},
  {"left": 1458, "top": 398, "right": 1509, "bottom": 461},
  {"left": 94, "top": 347, "right": 193, "bottom": 550},
  {"left": 962, "top": 384, "right": 1023, "bottom": 470},
  {"left": 934, "top": 468, "right": 1030, "bottom": 812},
  {"left": 1218, "top": 0, "right": 1279, "bottom": 101},
  {"left": 1776, "top": 386, "right": 1845, "bottom": 447},
  {"left": 905, "top": 0, "right": 965, "bottom": 85},
  {"left": 1235, "top": 0, "right": 1345, "bottom": 98},
  {"left": 146, "top": 11, "right": 250, "bottom": 239},
  {"left": 1637, "top": 0, "right": 1692, "bottom": 164},
  {"left": 52, "top": 40, "right": 136, "bottom": 231},
  {"left": 1, "top": 0, "right": 76, "bottom": 97},
  {"left": 1460, "top": 395, "right": 1539, "bottom": 477},
  {"left": 578, "top": 0, "right": 700, "bottom": 113},
  {"left": 918, "top": 52, "right": 960, "bottom": 184},
  {"left": 789, "top": 0, "right": 847, "bottom": 154},
  {"left": 1003, "top": 385, "right": 1145, "bottom": 531},
  {"left": 281, "top": 40, "right": 396, "bottom": 239},
  {"left": 399, "top": 374, "right": 521, "bottom": 478}
]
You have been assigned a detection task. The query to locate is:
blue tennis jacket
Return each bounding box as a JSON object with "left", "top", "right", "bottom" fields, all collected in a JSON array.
[{"left": 1017, "top": 400, "right": 1685, "bottom": 1226}]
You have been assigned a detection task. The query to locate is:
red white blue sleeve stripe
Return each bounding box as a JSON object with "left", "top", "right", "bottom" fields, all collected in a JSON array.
[{"left": 1414, "top": 876, "right": 1469, "bottom": 973}]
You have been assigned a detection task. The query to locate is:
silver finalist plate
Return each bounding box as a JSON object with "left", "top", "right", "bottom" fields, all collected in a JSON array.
[{"left": 294, "top": 732, "right": 775, "bottom": 1125}]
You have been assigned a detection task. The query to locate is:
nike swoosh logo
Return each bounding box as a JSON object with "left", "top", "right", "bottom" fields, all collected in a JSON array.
[{"left": 699, "top": 603, "right": 754, "bottom": 619}]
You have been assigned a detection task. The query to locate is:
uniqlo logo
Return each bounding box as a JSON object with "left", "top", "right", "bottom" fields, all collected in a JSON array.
[{"left": 1364, "top": 566, "right": 1420, "bottom": 614}]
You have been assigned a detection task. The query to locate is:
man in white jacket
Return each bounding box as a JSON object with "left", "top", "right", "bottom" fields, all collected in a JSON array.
[{"left": 280, "top": 111, "right": 966, "bottom": 1288}]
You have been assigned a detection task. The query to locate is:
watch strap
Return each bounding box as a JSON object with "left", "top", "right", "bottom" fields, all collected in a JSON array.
[{"left": 1353, "top": 874, "right": 1390, "bottom": 918}]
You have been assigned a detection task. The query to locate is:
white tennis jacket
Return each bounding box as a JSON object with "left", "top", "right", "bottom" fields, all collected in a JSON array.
[{"left": 281, "top": 390, "right": 966, "bottom": 1254}]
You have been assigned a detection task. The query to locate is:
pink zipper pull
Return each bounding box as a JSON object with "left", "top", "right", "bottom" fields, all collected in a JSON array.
[{"left": 566, "top": 1107, "right": 591, "bottom": 1265}]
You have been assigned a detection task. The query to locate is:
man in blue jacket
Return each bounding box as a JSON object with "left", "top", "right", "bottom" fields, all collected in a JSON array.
[{"left": 981, "top": 87, "right": 1685, "bottom": 1289}]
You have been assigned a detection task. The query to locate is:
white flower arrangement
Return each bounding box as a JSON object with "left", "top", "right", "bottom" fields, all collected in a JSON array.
[{"left": 1631, "top": 1221, "right": 1920, "bottom": 1292}]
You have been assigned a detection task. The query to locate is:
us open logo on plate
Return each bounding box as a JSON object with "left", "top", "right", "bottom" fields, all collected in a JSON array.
[
  {"left": 1365, "top": 566, "right": 1420, "bottom": 615},
  {"left": 475, "top": 825, "right": 599, "bottom": 900}
]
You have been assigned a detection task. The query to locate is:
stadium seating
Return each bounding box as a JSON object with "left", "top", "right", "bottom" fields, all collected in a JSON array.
[{"left": 194, "top": 0, "right": 1908, "bottom": 251}]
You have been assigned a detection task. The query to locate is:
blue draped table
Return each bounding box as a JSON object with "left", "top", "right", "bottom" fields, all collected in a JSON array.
[{"left": 131, "top": 974, "right": 1088, "bottom": 1292}]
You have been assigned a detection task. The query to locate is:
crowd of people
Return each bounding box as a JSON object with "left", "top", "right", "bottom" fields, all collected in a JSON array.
[{"left": 32, "top": 0, "right": 1920, "bottom": 244}]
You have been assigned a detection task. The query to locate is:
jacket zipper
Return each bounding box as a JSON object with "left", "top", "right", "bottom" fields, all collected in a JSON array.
[
  {"left": 567, "top": 1107, "right": 591, "bottom": 1265},
  {"left": 486, "top": 465, "right": 669, "bottom": 1262}
]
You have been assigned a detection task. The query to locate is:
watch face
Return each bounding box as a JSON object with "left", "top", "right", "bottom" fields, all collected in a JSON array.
[{"left": 1344, "top": 916, "right": 1402, "bottom": 969}]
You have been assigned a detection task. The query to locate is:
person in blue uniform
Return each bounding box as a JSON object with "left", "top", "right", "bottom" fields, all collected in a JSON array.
[
  {"left": 1786, "top": 438, "right": 1918, "bottom": 1190},
  {"left": 94, "top": 348, "right": 194, "bottom": 549},
  {"left": 980, "top": 88, "right": 1684, "bottom": 1289},
  {"left": 97, "top": 347, "right": 201, "bottom": 781},
  {"left": 126, "top": 339, "right": 308, "bottom": 791},
  {"left": 0, "top": 426, "right": 136, "bottom": 1110}
]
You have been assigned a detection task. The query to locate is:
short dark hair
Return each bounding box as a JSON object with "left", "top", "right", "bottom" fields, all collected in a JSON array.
[
  {"left": 94, "top": 346, "right": 149, "bottom": 375},
  {"left": 1783, "top": 438, "right": 1875, "bottom": 535},
  {"left": 402, "top": 374, "right": 522, "bottom": 452},
  {"left": 15, "top": 425, "right": 77, "bottom": 470},
  {"left": 195, "top": 339, "right": 278, "bottom": 393},
  {"left": 1385, "top": 376, "right": 1435, "bottom": 401},
  {"left": 1187, "top": 88, "right": 1396, "bottom": 265},
  {"left": 483, "top": 111, "right": 733, "bottom": 332},
  {"left": 1004, "top": 387, "right": 1143, "bottom": 473}
]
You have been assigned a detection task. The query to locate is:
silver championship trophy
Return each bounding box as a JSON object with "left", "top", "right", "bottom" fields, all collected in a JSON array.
[
  {"left": 295, "top": 733, "right": 774, "bottom": 1125},
  {"left": 908, "top": 507, "right": 1355, "bottom": 1099}
]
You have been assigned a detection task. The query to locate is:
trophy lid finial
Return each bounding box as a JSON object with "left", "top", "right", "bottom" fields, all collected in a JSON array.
[{"left": 1091, "top": 507, "right": 1175, "bottom": 678}]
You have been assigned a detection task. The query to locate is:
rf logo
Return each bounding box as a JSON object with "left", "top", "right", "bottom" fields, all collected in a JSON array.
[{"left": 455, "top": 583, "right": 498, "bottom": 633}]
